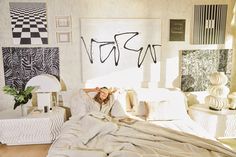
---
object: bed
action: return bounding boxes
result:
[47,88,236,157]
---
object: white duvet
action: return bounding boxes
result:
[47,112,236,157]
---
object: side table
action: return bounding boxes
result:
[0,107,65,145]
[188,104,236,138]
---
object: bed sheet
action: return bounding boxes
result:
[47,113,236,157]
[149,117,215,140]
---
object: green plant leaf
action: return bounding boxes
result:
[3,85,35,110]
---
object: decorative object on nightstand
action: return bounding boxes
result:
[228,92,236,110]
[26,74,61,110]
[204,72,229,111]
[2,85,35,116]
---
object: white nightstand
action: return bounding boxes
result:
[0,107,65,145]
[188,104,236,138]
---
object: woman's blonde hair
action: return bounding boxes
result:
[94,87,110,104]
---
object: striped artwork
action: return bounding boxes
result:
[2,47,59,90]
[193,5,227,44]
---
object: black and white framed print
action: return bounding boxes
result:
[169,19,185,41]
[193,5,227,44]
[9,2,48,45]
[180,49,232,92]
[2,47,59,90]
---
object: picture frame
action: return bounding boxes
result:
[56,16,71,28]
[169,19,185,41]
[56,32,72,43]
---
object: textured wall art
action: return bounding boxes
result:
[2,47,59,90]
[80,19,161,81]
[9,2,48,44]
[193,5,227,44]
[181,49,232,92]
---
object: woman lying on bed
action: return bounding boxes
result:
[48,87,236,157]
[81,86,136,124]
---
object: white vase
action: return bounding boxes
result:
[21,105,28,116]
[20,101,32,116]
[204,95,228,111]
[207,85,229,97]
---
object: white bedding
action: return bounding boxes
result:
[149,117,215,140]
[47,112,236,157]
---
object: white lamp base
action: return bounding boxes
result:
[37,93,52,110]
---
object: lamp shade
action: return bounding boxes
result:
[26,74,61,92]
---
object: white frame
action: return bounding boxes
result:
[55,16,71,27]
[56,32,72,43]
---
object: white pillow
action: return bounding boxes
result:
[134,101,148,117]
[146,100,181,120]
[60,90,87,117]
[134,89,188,120]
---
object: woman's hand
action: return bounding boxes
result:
[95,87,100,92]
[109,87,118,94]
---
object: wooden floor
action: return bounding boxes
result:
[0,140,235,157]
[0,144,51,157]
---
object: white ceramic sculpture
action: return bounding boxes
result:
[205,72,229,111]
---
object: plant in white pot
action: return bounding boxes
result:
[3,85,35,115]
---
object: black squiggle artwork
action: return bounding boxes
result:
[81,32,161,68]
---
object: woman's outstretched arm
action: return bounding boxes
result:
[83,87,100,93]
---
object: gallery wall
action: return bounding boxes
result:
[0,0,235,110]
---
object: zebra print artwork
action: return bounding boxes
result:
[2,47,59,90]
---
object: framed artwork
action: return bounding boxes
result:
[80,19,162,82]
[169,19,185,41]
[180,49,232,92]
[193,5,227,44]
[2,47,60,90]
[56,32,71,43]
[9,2,48,44]
[56,16,71,27]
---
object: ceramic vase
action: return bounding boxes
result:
[205,72,229,111]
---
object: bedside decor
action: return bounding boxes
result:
[3,85,35,116]
[204,72,229,111]
[26,74,61,110]
[228,92,236,110]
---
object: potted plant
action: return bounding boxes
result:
[3,85,35,110]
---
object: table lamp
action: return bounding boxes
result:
[26,74,61,110]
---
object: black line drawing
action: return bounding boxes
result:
[81,32,161,68]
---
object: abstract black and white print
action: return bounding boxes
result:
[9,2,48,44]
[2,47,59,90]
[181,49,232,92]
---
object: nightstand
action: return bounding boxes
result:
[188,104,236,138]
[0,107,65,145]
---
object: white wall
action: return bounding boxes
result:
[0,0,235,110]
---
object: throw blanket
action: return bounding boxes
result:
[48,112,236,157]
